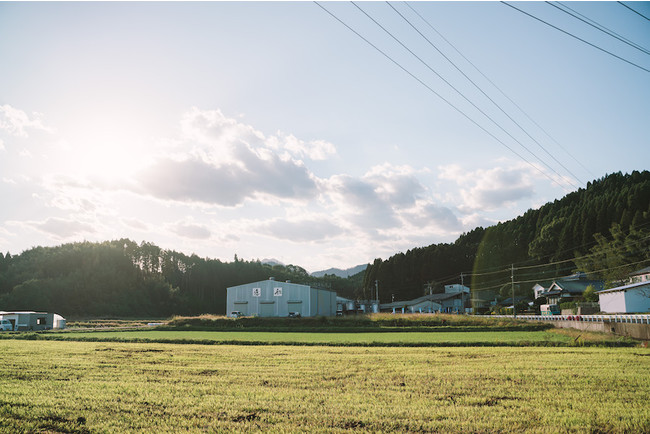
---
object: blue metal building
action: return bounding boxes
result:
[226,278,337,317]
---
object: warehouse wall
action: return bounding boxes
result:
[227,280,336,317]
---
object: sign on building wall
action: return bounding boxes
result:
[273,287,282,297]
[252,288,261,297]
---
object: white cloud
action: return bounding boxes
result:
[121,218,149,231]
[170,221,212,240]
[460,213,496,230]
[135,154,318,207]
[254,217,346,242]
[13,217,97,239]
[438,162,535,212]
[323,164,430,232]
[0,105,52,137]
[326,173,400,230]
[130,108,327,207]
[402,201,462,232]
[271,132,337,161]
[364,164,426,207]
[180,107,265,165]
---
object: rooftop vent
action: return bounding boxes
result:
[269,277,275,281]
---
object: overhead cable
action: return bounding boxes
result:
[404,1,597,180]
[552,2,650,56]
[618,1,650,21]
[349,2,579,190]
[512,258,650,286]
[502,1,650,74]
[461,227,650,278]
[387,1,586,188]
[470,258,649,292]
[314,1,570,191]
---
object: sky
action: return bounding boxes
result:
[0,1,648,273]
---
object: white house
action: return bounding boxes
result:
[533,283,545,299]
[444,284,470,295]
[597,281,650,314]
[628,266,650,284]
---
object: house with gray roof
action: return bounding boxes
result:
[533,273,603,305]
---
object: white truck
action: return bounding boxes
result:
[0,319,14,331]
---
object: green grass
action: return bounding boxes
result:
[0,340,648,433]
[35,329,633,347]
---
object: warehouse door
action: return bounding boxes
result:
[234,303,248,316]
[287,301,303,317]
[259,302,276,317]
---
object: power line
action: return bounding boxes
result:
[618,1,650,21]
[514,258,650,286]
[349,1,578,190]
[314,1,570,191]
[502,1,650,74]
[386,1,585,188]
[404,2,597,182]
[462,225,650,278]
[553,2,650,56]
[470,257,649,292]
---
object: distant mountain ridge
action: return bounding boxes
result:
[311,264,368,278]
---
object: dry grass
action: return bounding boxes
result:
[0,340,648,432]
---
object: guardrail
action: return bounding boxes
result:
[483,314,650,324]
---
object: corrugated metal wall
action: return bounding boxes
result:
[226,280,336,317]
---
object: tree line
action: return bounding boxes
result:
[0,241,362,317]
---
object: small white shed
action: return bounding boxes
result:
[0,311,66,331]
[597,282,650,314]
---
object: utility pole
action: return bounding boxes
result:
[460,272,464,287]
[375,280,379,313]
[511,264,516,319]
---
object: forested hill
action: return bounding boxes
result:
[0,242,362,317]
[361,171,650,302]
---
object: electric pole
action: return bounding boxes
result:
[511,264,516,318]
[375,280,379,313]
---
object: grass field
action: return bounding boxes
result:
[37,329,632,347]
[0,340,648,433]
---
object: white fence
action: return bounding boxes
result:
[484,314,650,324]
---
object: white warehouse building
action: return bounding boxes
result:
[598,281,650,314]
[226,279,337,318]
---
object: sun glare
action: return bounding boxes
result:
[63,113,153,184]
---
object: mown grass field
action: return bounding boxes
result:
[39,329,630,347]
[0,340,648,433]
